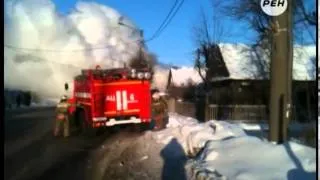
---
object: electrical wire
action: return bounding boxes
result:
[145,0,185,42]
[145,0,179,41]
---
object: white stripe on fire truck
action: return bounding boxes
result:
[75,92,91,98]
[122,90,128,110]
[116,91,122,111]
[93,117,107,121]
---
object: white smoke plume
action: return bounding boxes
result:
[4,0,144,99]
[152,65,170,92]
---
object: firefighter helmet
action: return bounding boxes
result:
[60,95,68,101]
[151,89,160,100]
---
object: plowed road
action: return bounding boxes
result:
[4,107,188,180]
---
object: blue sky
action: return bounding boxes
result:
[51,0,315,66]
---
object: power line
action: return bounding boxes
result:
[145,0,185,42]
[145,0,179,41]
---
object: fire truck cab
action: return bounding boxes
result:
[67,65,152,131]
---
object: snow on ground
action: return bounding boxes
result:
[154,113,246,156]
[231,121,314,132]
[151,113,316,180]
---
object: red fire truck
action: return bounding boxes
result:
[65,65,152,133]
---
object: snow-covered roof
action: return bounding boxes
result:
[153,44,315,90]
[170,67,205,86]
[220,43,316,80]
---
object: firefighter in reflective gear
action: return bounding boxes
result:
[54,95,71,137]
[151,89,168,130]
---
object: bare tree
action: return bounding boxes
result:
[128,49,158,83]
[221,0,316,127]
[220,0,316,78]
[192,6,230,91]
[192,4,232,121]
[129,50,157,68]
[295,0,316,26]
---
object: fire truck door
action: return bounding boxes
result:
[94,92,105,117]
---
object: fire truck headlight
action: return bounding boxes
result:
[131,72,136,78]
[137,72,144,79]
[144,72,151,79]
[131,69,137,78]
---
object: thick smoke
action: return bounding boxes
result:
[4,0,143,99]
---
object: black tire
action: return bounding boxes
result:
[146,122,152,131]
[77,110,89,135]
[139,122,151,132]
[81,117,91,136]
[78,111,99,137]
[130,123,141,132]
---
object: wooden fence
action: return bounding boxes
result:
[207,104,268,121]
[167,98,310,122]
[168,98,268,122]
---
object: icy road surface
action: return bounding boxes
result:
[4,108,316,180]
[4,108,189,180]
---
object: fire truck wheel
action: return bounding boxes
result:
[142,122,152,131]
[82,121,95,136]
[82,120,91,136]
[135,122,151,132]
[80,116,98,136]
[77,110,90,135]
[131,124,141,132]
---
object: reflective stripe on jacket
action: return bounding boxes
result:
[152,98,167,115]
[56,102,70,114]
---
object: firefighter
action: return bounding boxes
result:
[151,89,168,131]
[54,95,71,137]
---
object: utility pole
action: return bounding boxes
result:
[269,0,293,143]
[118,19,145,68]
[139,30,145,66]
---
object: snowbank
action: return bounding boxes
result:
[190,137,316,180]
[152,113,317,180]
[153,113,246,156]
[233,121,314,132]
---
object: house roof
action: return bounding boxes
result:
[219,44,316,81]
[154,44,315,90]
[169,66,205,86]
